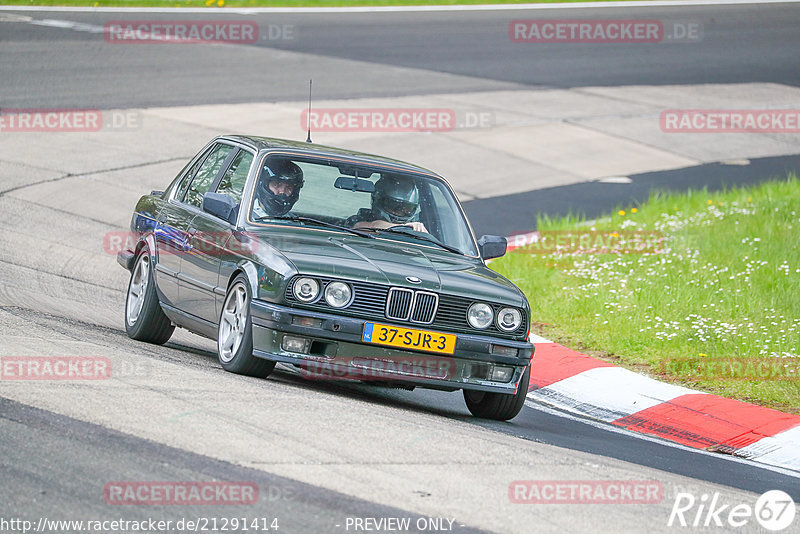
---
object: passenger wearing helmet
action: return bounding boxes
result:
[346,174,428,233]
[253,159,304,218]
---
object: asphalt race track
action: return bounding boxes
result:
[465,152,800,237]
[2,4,800,108]
[1,3,799,533]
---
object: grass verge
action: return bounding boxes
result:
[492,176,800,413]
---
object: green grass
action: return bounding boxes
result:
[492,177,800,413]
[0,0,649,7]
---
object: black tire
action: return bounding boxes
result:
[217,274,275,378]
[124,248,174,345]
[463,364,530,421]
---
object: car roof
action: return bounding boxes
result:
[218,135,440,178]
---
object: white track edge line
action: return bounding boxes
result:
[2,0,800,13]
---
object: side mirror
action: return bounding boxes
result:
[478,235,507,260]
[202,192,238,225]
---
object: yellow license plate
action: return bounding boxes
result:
[362,323,456,355]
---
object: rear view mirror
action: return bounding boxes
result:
[478,235,507,260]
[202,192,238,225]
[334,176,375,193]
[337,165,374,178]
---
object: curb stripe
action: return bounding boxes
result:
[526,333,551,344]
[531,366,695,422]
[528,342,612,388]
[611,393,800,450]
[525,337,800,471]
[735,426,800,470]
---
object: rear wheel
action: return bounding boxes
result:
[217,275,275,378]
[463,364,530,421]
[125,248,174,344]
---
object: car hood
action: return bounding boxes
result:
[255,227,526,306]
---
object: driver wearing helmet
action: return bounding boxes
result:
[347,174,428,233]
[253,159,304,218]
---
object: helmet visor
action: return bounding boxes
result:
[382,197,417,218]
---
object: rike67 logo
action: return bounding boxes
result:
[668,490,796,531]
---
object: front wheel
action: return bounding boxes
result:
[217,275,275,378]
[125,248,174,345]
[463,364,530,421]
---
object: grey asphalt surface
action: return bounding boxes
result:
[1,4,799,109]
[1,4,800,533]
[0,396,488,534]
[2,349,799,532]
[464,153,800,237]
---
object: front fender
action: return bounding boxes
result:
[117,228,157,272]
[220,231,298,302]
[235,261,260,296]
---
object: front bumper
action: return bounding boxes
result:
[250,300,534,394]
[117,249,135,271]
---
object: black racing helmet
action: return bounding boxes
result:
[372,174,420,224]
[256,159,304,216]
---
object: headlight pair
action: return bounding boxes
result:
[467,302,522,332]
[292,277,352,308]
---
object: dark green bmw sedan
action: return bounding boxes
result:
[118,135,534,420]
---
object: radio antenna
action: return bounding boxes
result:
[306,79,313,143]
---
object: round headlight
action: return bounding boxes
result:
[496,307,522,332]
[467,303,494,329]
[293,277,319,303]
[324,281,352,308]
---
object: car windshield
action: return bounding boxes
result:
[248,154,479,256]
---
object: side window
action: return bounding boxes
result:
[174,146,212,202]
[184,144,235,208]
[216,150,254,205]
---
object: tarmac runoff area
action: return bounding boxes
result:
[3,82,798,203]
[124,83,800,200]
[2,81,800,458]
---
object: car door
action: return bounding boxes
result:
[152,145,215,308]
[180,146,253,325]
[169,142,236,318]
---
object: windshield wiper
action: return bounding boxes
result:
[375,226,464,255]
[253,215,375,239]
